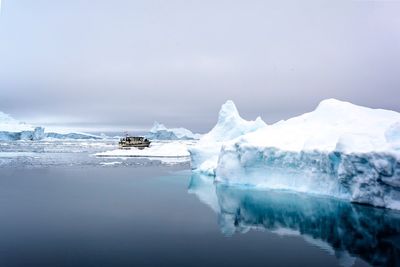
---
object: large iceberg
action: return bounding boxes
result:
[190,99,400,210]
[0,111,101,140]
[145,121,201,140]
[189,100,266,175]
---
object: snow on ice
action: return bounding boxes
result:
[95,141,192,159]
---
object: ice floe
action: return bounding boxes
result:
[95,141,193,159]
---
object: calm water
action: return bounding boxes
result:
[0,141,399,266]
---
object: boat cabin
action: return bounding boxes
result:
[119,136,151,149]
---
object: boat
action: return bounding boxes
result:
[119,136,151,149]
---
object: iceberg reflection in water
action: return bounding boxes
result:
[188,174,400,267]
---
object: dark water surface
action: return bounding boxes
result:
[0,166,398,267]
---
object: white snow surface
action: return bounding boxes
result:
[95,141,192,158]
[190,99,400,210]
[238,98,400,153]
[146,121,201,140]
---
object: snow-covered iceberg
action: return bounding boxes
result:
[0,111,101,140]
[188,174,400,267]
[189,100,266,175]
[145,121,201,140]
[191,99,400,210]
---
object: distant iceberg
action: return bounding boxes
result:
[145,121,201,140]
[0,111,102,140]
[190,99,400,210]
[44,132,102,140]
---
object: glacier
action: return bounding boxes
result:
[145,121,201,140]
[188,174,400,267]
[190,99,400,210]
[0,111,102,140]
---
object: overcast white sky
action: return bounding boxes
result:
[0,0,400,132]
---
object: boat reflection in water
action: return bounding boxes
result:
[188,174,400,267]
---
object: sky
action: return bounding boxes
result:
[0,0,400,133]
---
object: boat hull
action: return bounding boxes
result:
[119,143,150,149]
